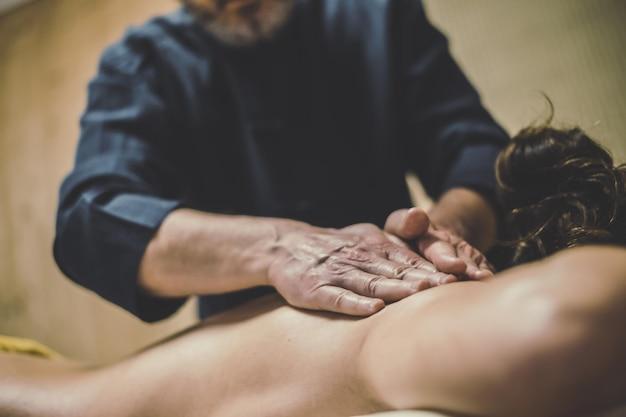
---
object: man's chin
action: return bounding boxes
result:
[203,21,278,46]
[196,0,295,47]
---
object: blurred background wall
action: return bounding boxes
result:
[426,0,626,162]
[0,0,196,363]
[0,0,624,363]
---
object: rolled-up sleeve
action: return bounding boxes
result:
[54,38,189,322]
[397,0,509,203]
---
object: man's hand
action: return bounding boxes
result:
[385,207,494,280]
[267,223,457,316]
[139,207,475,317]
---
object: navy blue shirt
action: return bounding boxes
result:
[54,0,509,322]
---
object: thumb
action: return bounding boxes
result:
[384,207,430,240]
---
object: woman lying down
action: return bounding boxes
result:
[2,124,626,417]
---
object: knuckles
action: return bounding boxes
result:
[366,275,383,295]
[391,264,410,278]
[345,222,380,234]
[339,245,374,263]
[331,290,348,309]
[323,259,356,276]
[406,257,427,268]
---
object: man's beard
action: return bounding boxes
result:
[185,0,296,46]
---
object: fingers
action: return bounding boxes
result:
[311,264,438,316]
[345,254,456,288]
[475,251,495,277]
[386,211,494,280]
[418,235,493,279]
[480,258,496,276]
[383,228,460,285]
[337,269,430,302]
[312,286,385,316]
[397,268,458,285]
[354,256,431,281]
[456,242,494,280]
[384,207,430,240]
[417,235,467,275]
[386,245,437,272]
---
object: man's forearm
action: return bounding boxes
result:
[138,209,311,297]
[139,208,446,316]
[428,187,497,251]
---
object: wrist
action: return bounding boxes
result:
[139,210,317,295]
[429,188,497,251]
[254,217,318,287]
[428,209,469,239]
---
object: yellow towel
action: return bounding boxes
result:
[0,335,61,359]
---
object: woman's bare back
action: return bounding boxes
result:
[92,280,485,417]
[2,246,626,417]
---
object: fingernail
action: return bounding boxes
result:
[440,256,466,271]
[474,270,494,280]
[413,280,432,291]
[369,300,385,313]
[442,274,458,284]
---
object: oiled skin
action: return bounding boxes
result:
[0,294,379,417]
[1,246,625,417]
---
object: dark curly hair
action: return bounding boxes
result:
[494,123,626,267]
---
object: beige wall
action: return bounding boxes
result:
[0,0,196,363]
[0,0,624,363]
[426,0,626,162]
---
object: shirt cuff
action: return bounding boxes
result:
[103,193,189,322]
